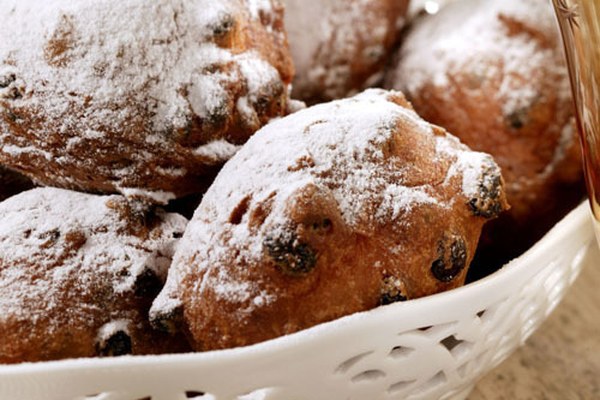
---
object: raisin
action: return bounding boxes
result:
[507,107,528,130]
[12,88,22,99]
[468,159,505,219]
[150,304,184,335]
[210,14,235,38]
[205,100,229,128]
[1,86,22,100]
[133,268,163,297]
[309,218,333,235]
[0,72,16,89]
[431,236,468,282]
[201,63,221,75]
[254,95,271,114]
[380,275,408,305]
[38,228,61,249]
[105,197,155,235]
[264,228,317,275]
[96,330,132,357]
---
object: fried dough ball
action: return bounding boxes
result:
[284,0,409,104]
[0,165,32,202]
[0,188,190,364]
[150,89,508,351]
[386,0,584,268]
[0,0,294,204]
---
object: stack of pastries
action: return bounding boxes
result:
[0,0,582,363]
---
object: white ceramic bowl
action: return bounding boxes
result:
[0,202,595,400]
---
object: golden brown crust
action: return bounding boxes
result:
[387,0,584,266]
[151,90,508,351]
[285,0,409,104]
[0,0,294,204]
[0,188,190,363]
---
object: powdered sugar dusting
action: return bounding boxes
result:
[118,188,177,204]
[194,139,242,163]
[0,0,280,132]
[153,89,498,315]
[435,134,499,200]
[200,89,443,229]
[3,144,52,161]
[237,53,281,101]
[391,0,571,121]
[0,188,188,327]
[246,0,274,20]
[376,185,439,221]
[285,0,406,100]
[96,319,130,343]
[0,0,289,199]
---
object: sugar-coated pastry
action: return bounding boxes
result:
[284,0,409,104]
[0,0,294,204]
[0,188,190,364]
[386,0,584,268]
[0,165,32,202]
[150,89,508,351]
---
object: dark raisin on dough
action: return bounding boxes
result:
[468,159,505,219]
[251,79,285,113]
[201,63,221,75]
[133,268,163,297]
[264,228,317,275]
[431,236,468,282]
[0,70,22,100]
[254,95,272,113]
[311,218,333,233]
[38,228,61,249]
[506,107,529,130]
[96,330,132,357]
[0,72,16,88]
[204,99,229,127]
[380,275,408,305]
[210,13,235,38]
[11,87,23,99]
[150,304,184,335]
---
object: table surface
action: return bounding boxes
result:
[471,243,600,400]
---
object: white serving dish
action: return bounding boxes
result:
[0,202,595,400]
